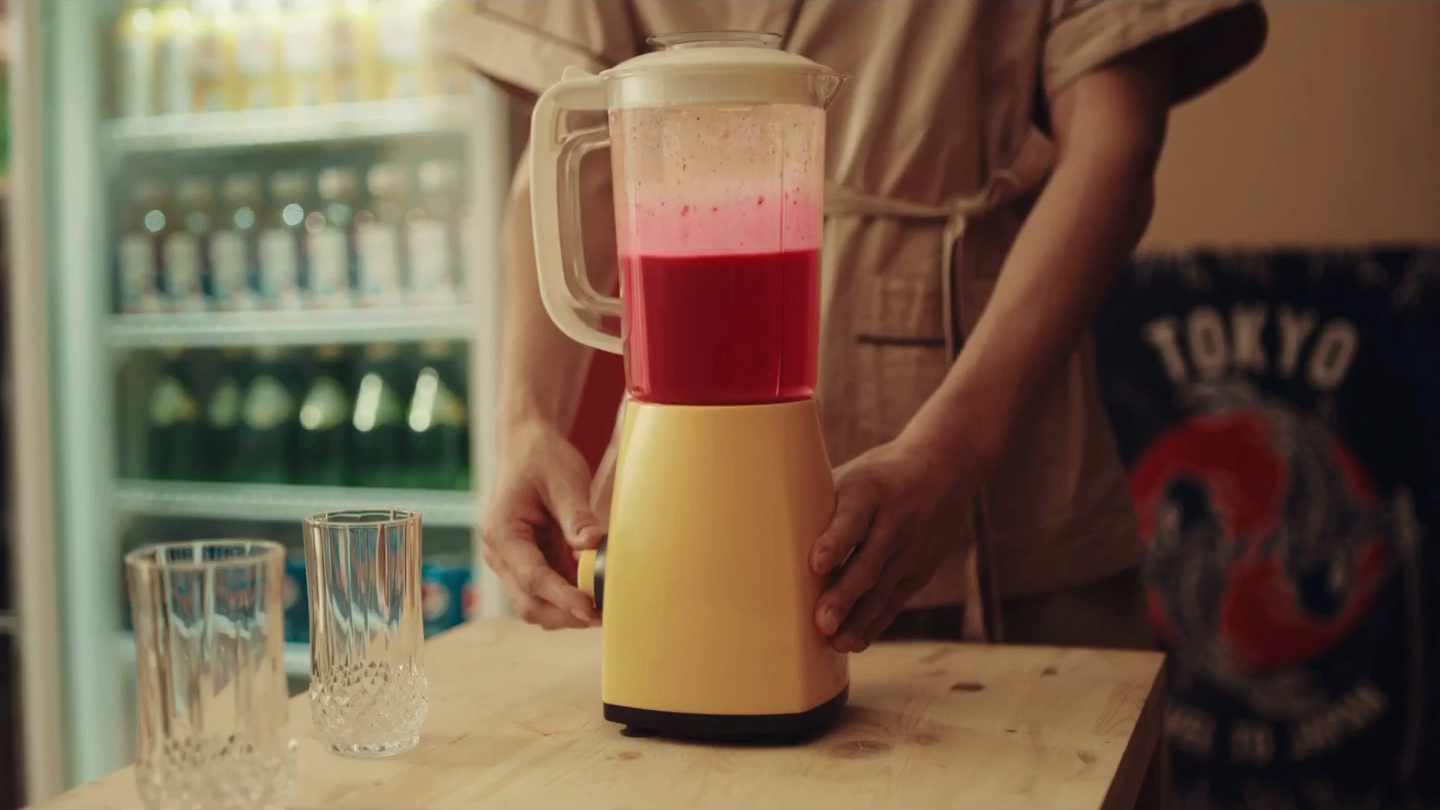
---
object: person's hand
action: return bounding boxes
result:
[810,437,977,653]
[482,416,603,629]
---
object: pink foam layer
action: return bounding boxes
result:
[617,194,821,257]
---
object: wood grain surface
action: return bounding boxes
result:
[37,620,1164,810]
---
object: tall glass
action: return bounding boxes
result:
[126,540,297,810]
[302,509,427,756]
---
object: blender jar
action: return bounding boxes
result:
[529,32,842,405]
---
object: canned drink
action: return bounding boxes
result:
[420,558,468,637]
[461,578,478,621]
[283,556,309,644]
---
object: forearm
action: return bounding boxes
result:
[496,145,618,432]
[496,155,591,431]
[900,144,1158,475]
[899,44,1172,480]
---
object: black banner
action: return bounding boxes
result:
[1094,247,1440,810]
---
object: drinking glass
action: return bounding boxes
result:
[302,509,427,756]
[126,540,297,810]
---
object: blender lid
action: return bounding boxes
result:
[601,30,842,108]
[612,31,828,76]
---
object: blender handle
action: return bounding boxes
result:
[530,70,623,355]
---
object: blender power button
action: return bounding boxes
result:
[576,536,608,613]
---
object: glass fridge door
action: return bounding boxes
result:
[26,0,509,790]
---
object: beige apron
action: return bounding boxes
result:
[448,0,1267,640]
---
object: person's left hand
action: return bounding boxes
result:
[810,437,979,653]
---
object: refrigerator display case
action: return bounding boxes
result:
[4,1,511,798]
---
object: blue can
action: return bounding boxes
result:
[420,558,471,637]
[283,556,309,644]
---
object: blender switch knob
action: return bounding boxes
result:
[576,536,607,613]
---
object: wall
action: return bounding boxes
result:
[1144,1,1440,248]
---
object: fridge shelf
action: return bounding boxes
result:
[113,480,478,527]
[115,633,310,678]
[105,306,474,349]
[101,96,474,154]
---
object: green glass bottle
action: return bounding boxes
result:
[297,344,351,485]
[203,347,248,481]
[235,345,297,484]
[350,343,406,487]
[406,340,468,490]
[147,348,203,480]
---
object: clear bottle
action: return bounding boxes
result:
[191,0,240,113]
[296,344,351,486]
[406,160,460,305]
[324,0,378,103]
[406,340,468,490]
[154,0,197,115]
[147,348,203,480]
[306,167,358,308]
[233,0,283,109]
[279,0,326,107]
[355,163,407,307]
[163,176,214,312]
[372,0,426,100]
[210,173,262,311]
[257,170,309,310]
[350,342,406,487]
[117,179,167,314]
[235,345,297,484]
[116,1,159,119]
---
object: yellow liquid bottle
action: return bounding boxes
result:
[191,0,241,112]
[115,1,159,118]
[233,0,283,110]
[325,0,379,104]
[373,0,426,100]
[154,0,197,115]
[279,0,326,107]
[420,0,467,97]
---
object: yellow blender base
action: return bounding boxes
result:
[577,398,849,740]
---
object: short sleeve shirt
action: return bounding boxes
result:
[444,0,1266,607]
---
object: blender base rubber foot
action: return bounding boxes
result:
[603,686,848,744]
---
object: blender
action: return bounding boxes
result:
[529,31,847,739]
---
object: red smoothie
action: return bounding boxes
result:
[621,249,819,405]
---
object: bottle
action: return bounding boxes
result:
[355,163,407,307]
[147,349,203,480]
[154,0,197,115]
[117,179,167,314]
[204,347,247,481]
[279,0,326,107]
[350,343,406,487]
[306,168,358,308]
[406,340,468,490]
[324,0,378,104]
[406,160,460,305]
[257,170,308,310]
[163,176,214,313]
[419,1,466,97]
[233,0,283,109]
[296,344,351,485]
[235,345,297,483]
[210,173,261,311]
[372,0,426,100]
[191,0,240,113]
[116,2,158,118]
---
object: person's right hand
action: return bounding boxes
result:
[482,416,604,629]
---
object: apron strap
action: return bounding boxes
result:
[822,127,1056,643]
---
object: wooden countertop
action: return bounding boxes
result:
[39,620,1165,810]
